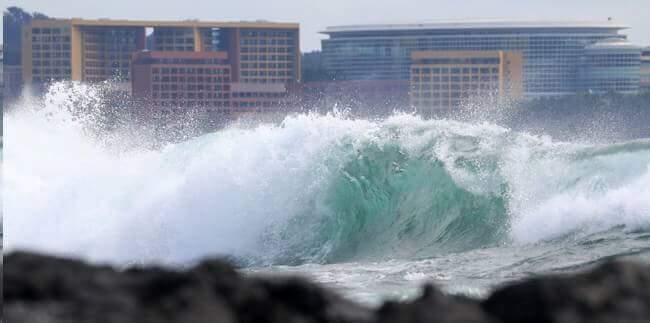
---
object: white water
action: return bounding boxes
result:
[4,83,650,266]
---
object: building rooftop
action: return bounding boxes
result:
[29,18,298,29]
[322,20,627,34]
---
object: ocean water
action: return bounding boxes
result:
[4,83,650,304]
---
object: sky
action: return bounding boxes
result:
[3,0,649,51]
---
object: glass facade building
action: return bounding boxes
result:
[321,21,639,96]
[578,39,641,94]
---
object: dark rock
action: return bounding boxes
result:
[482,261,650,323]
[376,284,495,323]
[4,251,235,323]
[5,252,650,323]
[4,251,372,323]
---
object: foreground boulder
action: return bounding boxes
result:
[4,252,372,323]
[4,252,650,323]
[482,261,650,323]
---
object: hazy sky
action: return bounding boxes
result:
[4,0,649,51]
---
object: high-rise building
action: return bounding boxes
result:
[321,20,641,97]
[410,51,523,113]
[21,19,300,111]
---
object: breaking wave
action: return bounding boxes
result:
[4,83,650,266]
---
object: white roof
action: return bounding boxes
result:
[585,38,641,50]
[323,20,628,34]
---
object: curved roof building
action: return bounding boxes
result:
[321,20,638,96]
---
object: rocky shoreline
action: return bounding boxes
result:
[5,251,650,323]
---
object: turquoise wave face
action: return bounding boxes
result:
[268,141,509,265]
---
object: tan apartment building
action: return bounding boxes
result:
[21,18,300,111]
[410,51,523,113]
